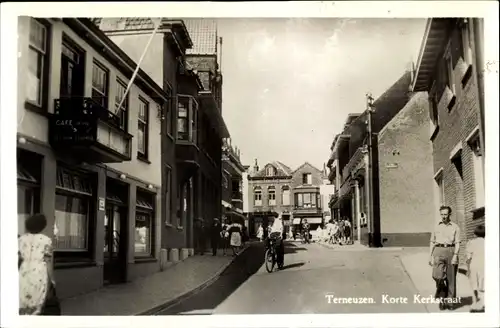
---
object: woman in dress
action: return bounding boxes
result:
[18,213,55,315]
[229,220,242,256]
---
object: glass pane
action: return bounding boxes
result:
[137,126,145,153]
[29,19,46,51]
[139,102,147,120]
[135,213,151,254]
[304,193,311,204]
[92,64,107,94]
[178,104,187,118]
[27,49,42,104]
[54,194,88,250]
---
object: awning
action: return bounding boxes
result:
[136,197,154,210]
[292,218,301,225]
[17,165,38,184]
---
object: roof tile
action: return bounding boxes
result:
[183,19,218,55]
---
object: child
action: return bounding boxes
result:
[466,224,485,312]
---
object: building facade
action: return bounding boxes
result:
[93,18,229,260]
[17,17,170,299]
[247,160,293,237]
[290,162,325,232]
[221,139,247,225]
[412,18,485,262]
[327,71,434,247]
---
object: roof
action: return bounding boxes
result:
[291,162,323,175]
[251,161,293,178]
[183,19,218,55]
[412,18,457,91]
[89,17,193,52]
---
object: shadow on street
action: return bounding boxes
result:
[279,262,305,270]
[156,242,266,315]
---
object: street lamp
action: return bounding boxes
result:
[365,92,379,247]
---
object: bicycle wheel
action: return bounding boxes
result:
[265,249,275,273]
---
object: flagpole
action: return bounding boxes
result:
[115,18,162,114]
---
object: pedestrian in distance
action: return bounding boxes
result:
[229,220,243,256]
[466,224,485,312]
[325,219,335,244]
[210,218,222,256]
[256,223,264,241]
[344,219,352,245]
[221,218,231,255]
[19,213,59,315]
[429,205,461,311]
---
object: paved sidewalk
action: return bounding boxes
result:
[61,244,251,315]
[316,240,404,251]
[398,251,473,313]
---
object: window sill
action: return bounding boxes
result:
[176,226,184,231]
[24,101,49,117]
[471,206,485,220]
[430,124,440,141]
[134,256,157,263]
[55,260,96,269]
[137,155,151,164]
[165,222,174,228]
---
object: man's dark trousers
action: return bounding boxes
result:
[433,246,458,301]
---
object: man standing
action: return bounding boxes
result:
[210,218,222,256]
[429,206,461,310]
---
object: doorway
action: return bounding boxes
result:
[103,181,128,285]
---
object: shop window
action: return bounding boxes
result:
[54,167,93,252]
[17,158,41,236]
[135,190,155,257]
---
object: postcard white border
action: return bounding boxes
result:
[1,2,499,328]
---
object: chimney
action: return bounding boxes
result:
[254,159,259,173]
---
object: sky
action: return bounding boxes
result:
[217,18,427,171]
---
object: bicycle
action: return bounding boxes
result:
[301,231,311,244]
[265,234,283,273]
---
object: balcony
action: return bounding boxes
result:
[292,205,323,216]
[49,97,132,163]
[176,141,200,179]
[342,147,366,182]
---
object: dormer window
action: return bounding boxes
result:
[266,165,276,176]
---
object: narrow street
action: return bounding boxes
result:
[156,241,428,315]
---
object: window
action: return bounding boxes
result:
[60,38,84,98]
[282,186,290,206]
[115,79,129,130]
[135,190,154,256]
[54,168,93,251]
[27,18,48,107]
[268,187,276,206]
[295,192,319,208]
[177,95,198,142]
[468,131,484,208]
[254,187,262,206]
[165,167,172,224]
[17,152,41,236]
[452,153,463,180]
[302,173,312,185]
[137,98,149,159]
[434,169,445,209]
[266,166,275,176]
[92,61,108,108]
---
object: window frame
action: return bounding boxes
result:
[91,60,109,109]
[268,187,276,206]
[137,96,150,160]
[26,18,51,113]
[135,189,155,258]
[281,186,290,206]
[467,128,485,209]
[254,187,263,206]
[115,78,129,131]
[177,94,197,143]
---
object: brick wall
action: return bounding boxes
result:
[429,33,483,262]
[377,92,435,246]
[247,178,293,214]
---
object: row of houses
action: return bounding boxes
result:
[16,17,234,299]
[326,18,485,259]
[245,160,331,237]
